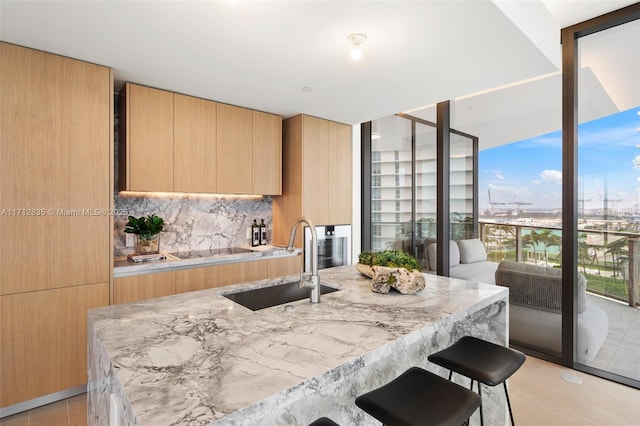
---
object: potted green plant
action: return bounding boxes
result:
[124,214,165,255]
[357,250,424,294]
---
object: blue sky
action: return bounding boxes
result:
[479,108,640,213]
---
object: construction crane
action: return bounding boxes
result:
[488,190,531,216]
[488,190,507,215]
[512,200,532,215]
[578,198,591,218]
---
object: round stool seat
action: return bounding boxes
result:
[308,417,340,426]
[355,366,481,426]
[428,336,526,426]
[428,336,525,386]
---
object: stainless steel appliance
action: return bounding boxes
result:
[304,225,351,271]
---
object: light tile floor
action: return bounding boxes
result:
[586,294,640,381]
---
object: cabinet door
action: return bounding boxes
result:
[217,103,253,194]
[124,83,174,192]
[253,111,282,195]
[175,261,268,293]
[113,271,176,305]
[0,283,109,408]
[328,121,353,225]
[0,43,111,294]
[174,94,217,193]
[302,115,330,224]
[217,261,268,286]
[267,255,302,278]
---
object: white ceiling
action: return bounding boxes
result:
[0,0,637,149]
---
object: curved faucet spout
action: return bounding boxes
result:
[287,216,320,303]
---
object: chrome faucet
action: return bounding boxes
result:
[287,216,320,303]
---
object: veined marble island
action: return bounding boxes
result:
[88,265,509,425]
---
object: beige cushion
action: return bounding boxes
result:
[427,241,460,271]
[457,239,487,264]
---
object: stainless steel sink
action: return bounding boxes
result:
[223,280,340,311]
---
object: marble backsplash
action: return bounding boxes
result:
[113,193,272,257]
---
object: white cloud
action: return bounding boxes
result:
[493,170,505,180]
[532,179,541,185]
[634,154,640,169]
[540,169,562,184]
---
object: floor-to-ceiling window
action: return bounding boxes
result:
[364,112,477,270]
[563,3,639,388]
[575,14,639,385]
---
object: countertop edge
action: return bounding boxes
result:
[113,247,302,278]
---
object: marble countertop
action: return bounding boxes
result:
[113,245,301,278]
[89,265,508,425]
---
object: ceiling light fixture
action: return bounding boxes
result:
[347,33,367,61]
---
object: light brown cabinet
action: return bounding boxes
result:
[273,115,352,246]
[1,42,112,295]
[119,83,174,192]
[253,110,282,195]
[174,93,217,193]
[113,271,176,305]
[217,103,253,194]
[0,283,109,408]
[267,254,303,278]
[0,42,112,409]
[120,84,281,195]
[175,260,268,293]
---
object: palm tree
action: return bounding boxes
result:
[604,237,628,278]
[538,229,562,266]
[522,229,541,264]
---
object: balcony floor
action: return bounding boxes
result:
[586,293,640,381]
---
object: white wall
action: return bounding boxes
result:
[351,124,361,264]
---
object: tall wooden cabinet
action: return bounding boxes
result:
[0,43,111,409]
[273,115,352,246]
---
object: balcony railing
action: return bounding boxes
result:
[479,220,639,307]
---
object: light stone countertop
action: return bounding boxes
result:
[113,245,301,278]
[89,265,508,425]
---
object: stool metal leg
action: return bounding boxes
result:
[477,383,484,426]
[450,373,484,426]
[504,381,515,426]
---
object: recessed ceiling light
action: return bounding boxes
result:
[347,33,367,61]
[302,87,313,93]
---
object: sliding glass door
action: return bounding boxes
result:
[575,16,639,384]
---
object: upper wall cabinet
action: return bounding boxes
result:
[216,103,253,194]
[174,93,217,193]
[253,110,282,195]
[119,83,281,195]
[273,115,352,246]
[120,83,174,192]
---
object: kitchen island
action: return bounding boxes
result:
[88,265,509,425]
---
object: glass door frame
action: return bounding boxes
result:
[561,2,640,387]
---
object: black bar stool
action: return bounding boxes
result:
[308,417,340,426]
[428,336,526,426]
[355,366,481,426]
